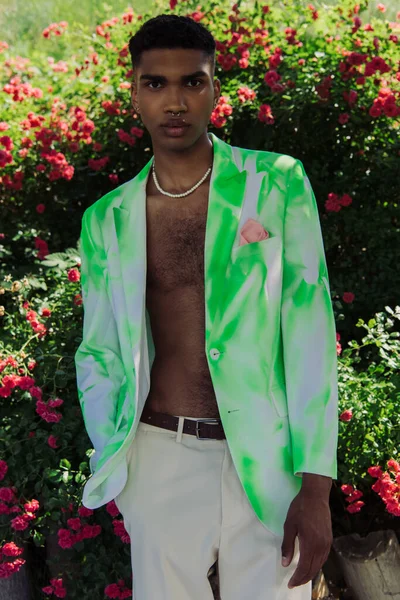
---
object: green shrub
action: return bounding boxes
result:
[0,0,399,596]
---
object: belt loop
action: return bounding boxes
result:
[176,416,184,443]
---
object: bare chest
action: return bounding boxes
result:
[144,184,219,417]
[145,188,209,292]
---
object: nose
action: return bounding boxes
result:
[164,88,187,114]
[165,105,186,115]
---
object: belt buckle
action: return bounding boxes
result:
[195,418,221,440]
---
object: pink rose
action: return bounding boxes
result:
[239,218,269,246]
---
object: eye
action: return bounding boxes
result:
[187,79,203,87]
[146,81,162,89]
[145,79,203,89]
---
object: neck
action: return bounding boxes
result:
[151,131,213,194]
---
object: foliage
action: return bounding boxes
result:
[333,305,400,537]
[0,0,399,595]
[0,0,398,331]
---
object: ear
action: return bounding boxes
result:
[131,83,138,112]
[213,78,221,104]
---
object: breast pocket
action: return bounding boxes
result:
[229,235,281,280]
[231,235,277,261]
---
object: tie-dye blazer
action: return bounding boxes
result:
[74,131,338,537]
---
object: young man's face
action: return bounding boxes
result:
[131,48,220,148]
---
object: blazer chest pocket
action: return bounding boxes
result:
[231,234,277,262]
[270,384,289,418]
[229,236,281,279]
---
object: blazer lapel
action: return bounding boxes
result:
[204,134,247,335]
[111,132,248,382]
[112,158,153,385]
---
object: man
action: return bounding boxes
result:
[74,13,338,600]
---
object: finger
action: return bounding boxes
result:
[281,524,297,566]
[315,546,332,580]
[287,535,313,588]
[320,547,331,569]
[292,551,321,588]
[289,543,328,588]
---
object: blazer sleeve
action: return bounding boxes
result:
[281,159,339,480]
[74,208,125,475]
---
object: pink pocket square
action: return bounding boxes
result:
[239,218,269,247]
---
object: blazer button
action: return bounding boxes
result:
[209,348,220,360]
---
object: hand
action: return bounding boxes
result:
[281,487,333,589]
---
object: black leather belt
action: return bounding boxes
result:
[140,406,226,440]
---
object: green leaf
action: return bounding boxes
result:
[33,531,45,547]
[47,469,59,477]
[46,469,63,483]
[60,458,71,469]
[26,276,47,291]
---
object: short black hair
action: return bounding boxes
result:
[128,14,216,76]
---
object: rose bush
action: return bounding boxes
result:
[0,0,399,596]
[0,0,399,328]
[0,251,133,596]
[333,305,400,536]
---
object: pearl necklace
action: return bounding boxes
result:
[152,161,212,198]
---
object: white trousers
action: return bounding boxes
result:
[114,417,312,600]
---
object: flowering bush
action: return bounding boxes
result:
[0,0,399,595]
[0,253,133,596]
[0,0,399,323]
[333,305,400,535]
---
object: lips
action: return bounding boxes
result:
[162,125,189,130]
[161,119,189,128]
[162,124,190,137]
